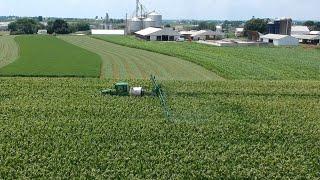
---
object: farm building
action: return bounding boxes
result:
[291,26,310,35]
[180,30,197,40]
[37,29,48,35]
[292,35,320,44]
[91,29,125,35]
[310,31,320,35]
[0,22,11,31]
[260,34,299,46]
[135,27,180,41]
[235,28,244,37]
[191,30,225,41]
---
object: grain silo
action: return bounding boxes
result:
[143,18,156,28]
[128,17,143,33]
[147,11,162,28]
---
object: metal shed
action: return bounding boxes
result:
[135,27,180,41]
[260,34,299,46]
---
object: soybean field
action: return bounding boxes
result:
[0,36,19,68]
[94,35,320,80]
[0,36,101,77]
[0,78,319,178]
[59,36,221,81]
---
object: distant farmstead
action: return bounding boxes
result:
[135,27,180,41]
[260,34,299,46]
[37,29,48,35]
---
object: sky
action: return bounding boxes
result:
[0,0,319,20]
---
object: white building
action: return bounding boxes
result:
[135,27,180,41]
[37,29,48,35]
[91,29,125,35]
[310,31,320,35]
[191,30,225,40]
[291,26,310,35]
[292,34,320,44]
[260,34,299,46]
[235,28,244,37]
[0,22,11,31]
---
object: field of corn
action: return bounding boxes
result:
[1,78,320,178]
[93,35,320,80]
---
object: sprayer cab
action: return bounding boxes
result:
[101,82,145,97]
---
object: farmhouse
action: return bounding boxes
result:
[291,26,310,35]
[91,29,125,35]
[37,29,48,35]
[260,34,299,46]
[293,35,320,45]
[135,27,180,41]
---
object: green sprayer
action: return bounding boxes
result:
[101,75,171,120]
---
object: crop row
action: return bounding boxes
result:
[0,36,19,68]
[1,78,320,178]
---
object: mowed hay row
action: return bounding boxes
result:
[94,36,320,80]
[0,35,101,77]
[0,36,19,68]
[59,35,222,81]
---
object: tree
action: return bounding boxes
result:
[8,18,39,34]
[38,16,43,22]
[75,22,90,31]
[197,21,216,31]
[164,24,171,28]
[303,21,315,27]
[244,18,268,33]
[48,19,70,34]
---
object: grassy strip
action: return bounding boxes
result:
[0,36,19,68]
[93,35,320,80]
[0,77,319,178]
[0,35,101,77]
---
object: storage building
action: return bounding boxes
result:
[91,29,125,35]
[292,35,320,44]
[260,34,299,46]
[135,27,180,41]
[235,28,244,37]
[191,30,225,40]
[310,31,320,35]
[37,29,48,35]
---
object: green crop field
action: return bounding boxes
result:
[93,36,320,80]
[0,36,19,68]
[0,78,319,178]
[0,36,101,77]
[59,36,221,81]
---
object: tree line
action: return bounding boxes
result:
[8,18,90,35]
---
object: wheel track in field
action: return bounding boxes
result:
[59,35,223,81]
[0,36,19,68]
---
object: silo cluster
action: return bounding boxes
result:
[128,11,162,34]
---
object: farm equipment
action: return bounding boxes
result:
[101,75,171,120]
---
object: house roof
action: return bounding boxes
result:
[236,28,244,32]
[292,35,320,40]
[191,30,224,37]
[291,26,310,32]
[260,34,290,40]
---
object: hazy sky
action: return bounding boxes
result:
[0,0,319,20]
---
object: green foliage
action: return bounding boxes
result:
[0,78,319,178]
[303,21,320,31]
[8,18,43,35]
[93,36,320,80]
[244,18,268,33]
[197,21,216,31]
[47,19,71,34]
[59,36,220,81]
[0,36,101,77]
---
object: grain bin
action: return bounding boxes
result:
[143,18,156,28]
[147,11,162,28]
[129,17,142,33]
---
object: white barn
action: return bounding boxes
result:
[91,29,125,35]
[291,26,310,35]
[191,30,225,40]
[135,27,180,41]
[260,34,299,46]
